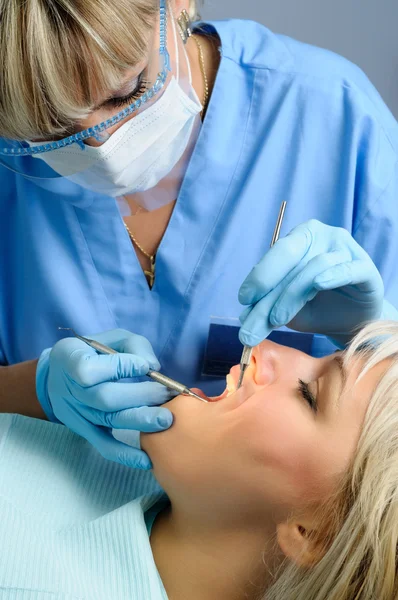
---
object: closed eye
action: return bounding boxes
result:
[298,379,318,413]
[102,71,149,110]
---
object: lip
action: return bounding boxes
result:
[214,351,263,407]
[189,356,258,407]
[220,383,252,409]
[188,387,227,403]
[191,387,211,401]
[210,363,256,408]
[229,356,257,388]
[229,364,242,388]
[208,388,229,402]
[185,377,251,411]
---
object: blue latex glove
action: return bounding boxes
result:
[239,220,387,348]
[36,329,173,470]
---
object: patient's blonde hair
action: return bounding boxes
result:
[0,0,199,140]
[264,320,398,600]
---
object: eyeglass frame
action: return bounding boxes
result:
[0,0,171,157]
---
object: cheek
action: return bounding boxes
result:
[259,415,312,476]
[228,396,333,501]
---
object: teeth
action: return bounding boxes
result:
[226,373,236,396]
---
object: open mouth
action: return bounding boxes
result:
[208,355,258,403]
[189,352,261,405]
[228,355,257,392]
[190,364,243,403]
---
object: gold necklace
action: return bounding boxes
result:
[123,38,208,288]
[124,222,156,288]
[191,34,209,113]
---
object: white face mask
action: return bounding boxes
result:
[31,19,202,206]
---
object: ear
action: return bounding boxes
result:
[276,521,325,567]
[172,0,190,16]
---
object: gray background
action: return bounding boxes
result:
[201,0,398,119]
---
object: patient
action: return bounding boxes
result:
[1,320,398,600]
[143,319,398,600]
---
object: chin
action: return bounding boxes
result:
[141,367,247,467]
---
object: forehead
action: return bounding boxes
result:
[339,354,388,415]
[314,356,389,482]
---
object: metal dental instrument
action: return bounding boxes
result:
[237,200,287,389]
[58,328,208,403]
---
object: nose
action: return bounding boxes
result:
[252,339,323,390]
[252,341,278,386]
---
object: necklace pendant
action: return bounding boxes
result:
[144,269,155,288]
[144,258,156,289]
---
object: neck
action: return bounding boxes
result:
[186,30,220,115]
[150,499,282,600]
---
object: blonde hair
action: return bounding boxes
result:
[0,0,199,141]
[264,320,398,600]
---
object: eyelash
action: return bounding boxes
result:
[298,379,318,413]
[107,76,149,109]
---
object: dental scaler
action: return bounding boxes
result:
[58,328,208,403]
[237,200,287,389]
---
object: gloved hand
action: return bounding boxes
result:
[239,220,386,348]
[36,329,173,470]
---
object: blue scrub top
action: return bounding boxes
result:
[1,20,397,396]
